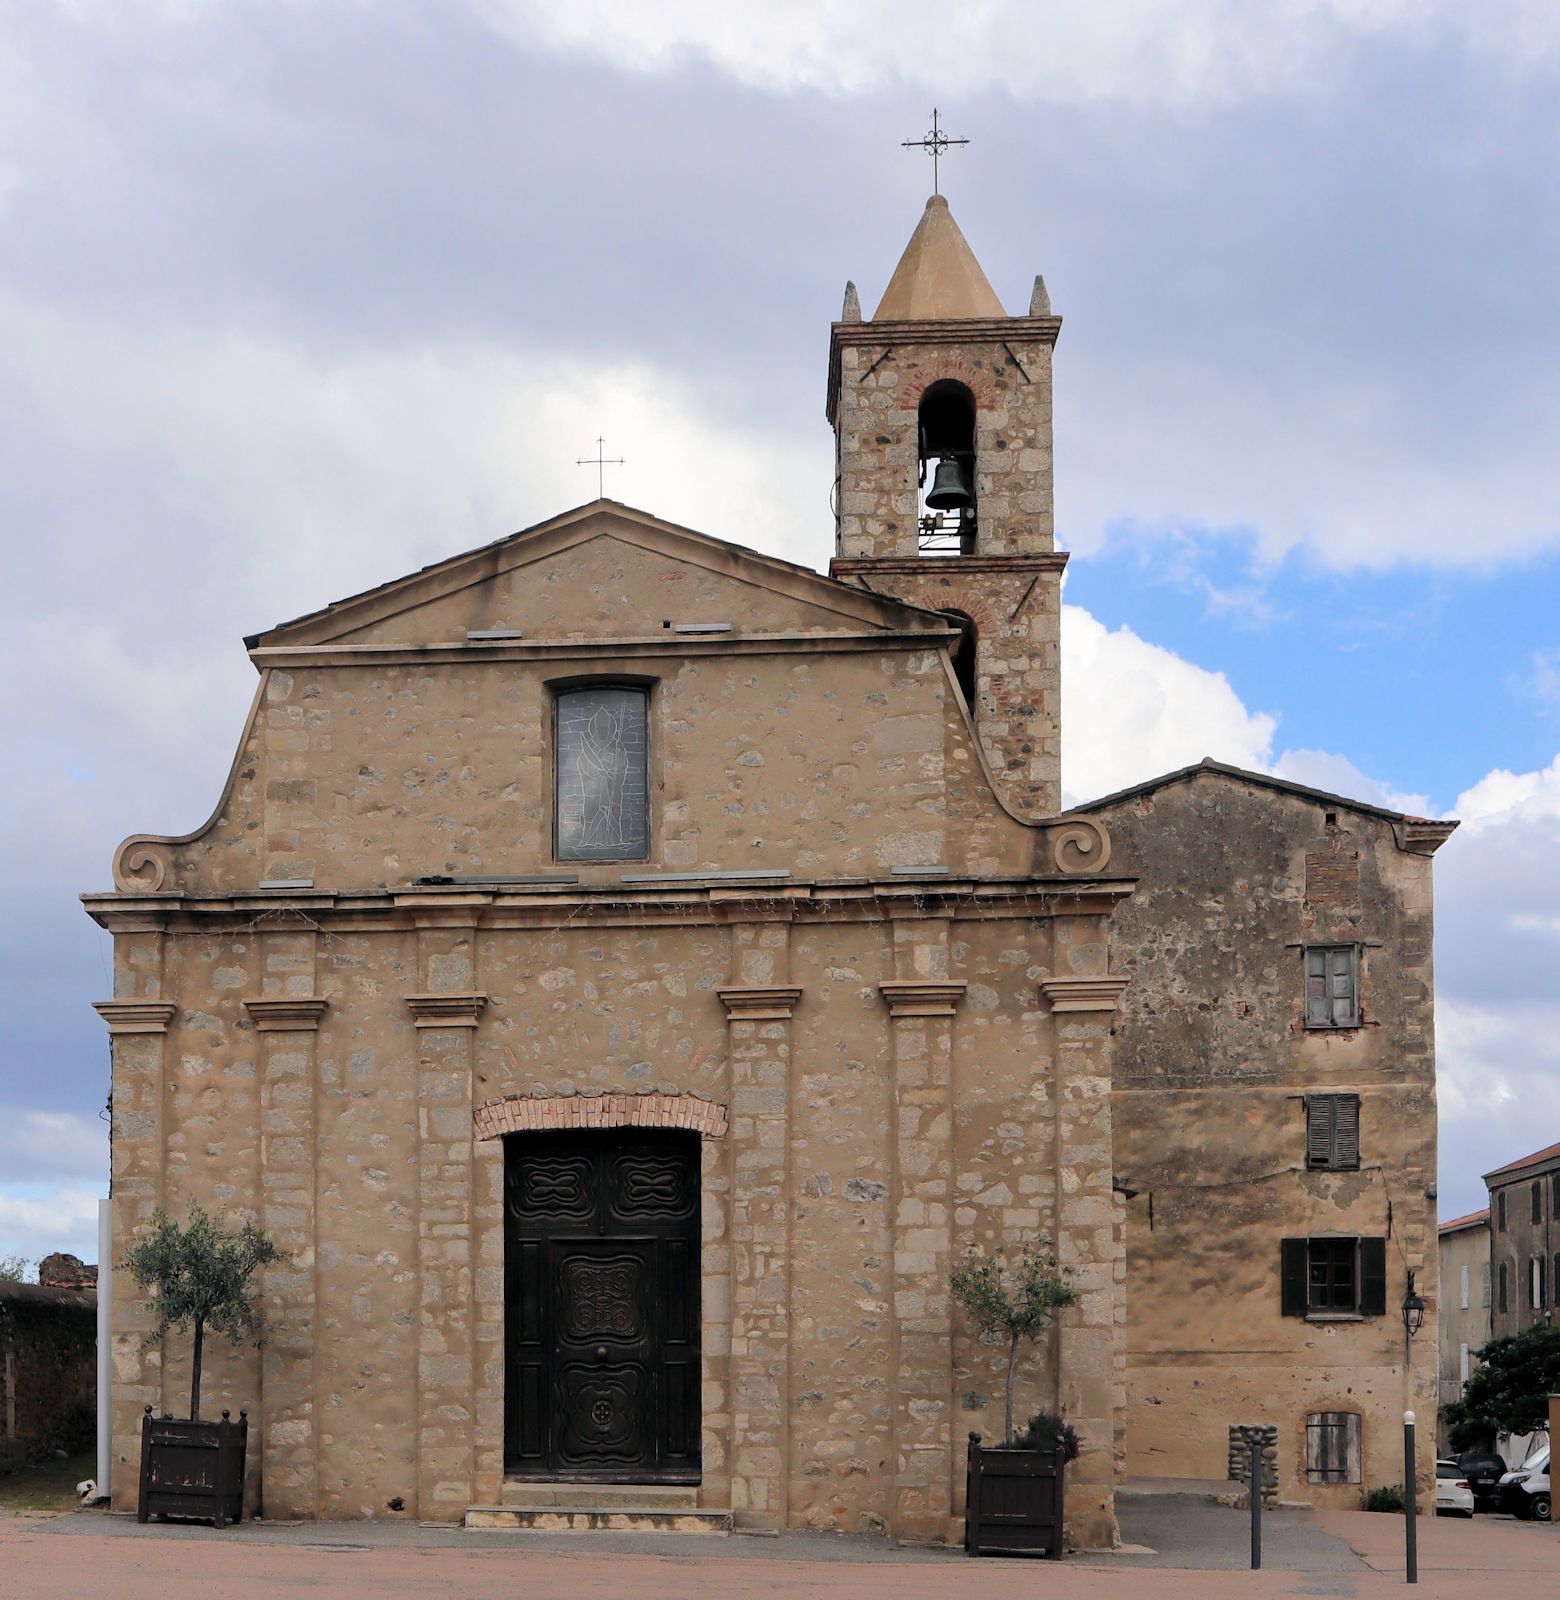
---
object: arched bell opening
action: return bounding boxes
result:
[917,379,977,555]
[940,609,979,710]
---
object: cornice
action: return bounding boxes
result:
[831,554,1069,580]
[1039,976,1130,1014]
[93,1000,178,1035]
[716,985,803,1021]
[405,992,488,1029]
[243,997,329,1032]
[247,629,952,673]
[81,876,1134,931]
[879,979,967,1017]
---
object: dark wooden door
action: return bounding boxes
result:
[504,1128,700,1481]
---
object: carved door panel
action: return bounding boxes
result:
[504,1129,700,1481]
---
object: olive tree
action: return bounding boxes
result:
[121,1203,284,1420]
[949,1240,1078,1446]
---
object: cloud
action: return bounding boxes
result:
[1061,603,1277,802]
[476,0,1560,105]
[1271,749,1430,817]
[0,1110,107,1189]
[0,1188,102,1267]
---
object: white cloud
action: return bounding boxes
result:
[1271,749,1430,817]
[475,0,1560,106]
[0,1110,107,1188]
[1060,603,1277,802]
[0,1187,102,1267]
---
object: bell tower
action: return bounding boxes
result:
[827,194,1066,817]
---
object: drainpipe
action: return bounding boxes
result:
[97,1197,110,1498]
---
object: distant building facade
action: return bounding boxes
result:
[1485,1141,1560,1338]
[1080,764,1452,1504]
[1436,1209,1490,1451]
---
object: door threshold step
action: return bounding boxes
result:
[466,1505,731,1533]
[499,1482,699,1509]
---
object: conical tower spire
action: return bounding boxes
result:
[871,194,1005,321]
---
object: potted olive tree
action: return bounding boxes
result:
[122,1203,283,1526]
[950,1240,1078,1557]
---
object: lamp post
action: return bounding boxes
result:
[1400,1273,1425,1587]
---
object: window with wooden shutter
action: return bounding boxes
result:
[1306,1093,1361,1169]
[1497,1191,1506,1231]
[1534,1182,1543,1224]
[1304,946,1360,1028]
[1481,1261,1490,1308]
[1282,1236,1387,1316]
[1460,1264,1469,1310]
[1498,1260,1508,1313]
[1358,1237,1387,1315]
[1306,1412,1362,1484]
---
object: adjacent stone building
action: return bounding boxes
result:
[1437,1209,1491,1452]
[85,192,1453,1538]
[1484,1141,1560,1338]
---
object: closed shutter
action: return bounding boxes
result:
[1333,1095,1360,1167]
[1359,1237,1387,1316]
[1281,1238,1308,1316]
[1306,1412,1362,1484]
[1460,1264,1470,1310]
[1305,1094,1360,1169]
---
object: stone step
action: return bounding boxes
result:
[466,1505,731,1534]
[498,1481,699,1509]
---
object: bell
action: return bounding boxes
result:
[924,455,974,511]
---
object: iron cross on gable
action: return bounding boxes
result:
[577,435,624,498]
[901,108,969,196]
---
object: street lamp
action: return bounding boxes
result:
[1401,1268,1426,1365]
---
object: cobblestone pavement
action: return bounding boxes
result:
[1,1502,1554,1600]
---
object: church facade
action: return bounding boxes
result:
[86,194,1447,1542]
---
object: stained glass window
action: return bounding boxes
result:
[555,686,649,861]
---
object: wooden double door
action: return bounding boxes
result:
[503,1128,701,1482]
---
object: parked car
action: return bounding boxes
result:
[1435,1460,1475,1517]
[1453,1448,1510,1512]
[1497,1441,1550,1521]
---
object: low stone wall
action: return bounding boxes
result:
[0,1283,97,1471]
[1227,1423,1279,1504]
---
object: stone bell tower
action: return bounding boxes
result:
[827,194,1066,817]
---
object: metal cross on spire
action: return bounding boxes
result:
[577,435,624,498]
[901,108,969,196]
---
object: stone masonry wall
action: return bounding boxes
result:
[1086,773,1443,1508]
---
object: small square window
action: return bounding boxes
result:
[1282,1236,1386,1317]
[1306,1093,1361,1170]
[1304,946,1360,1029]
[1307,1411,1361,1484]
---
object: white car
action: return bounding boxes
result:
[1435,1459,1475,1517]
[1497,1441,1551,1521]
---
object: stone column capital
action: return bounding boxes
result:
[244,996,329,1032]
[405,992,488,1028]
[717,985,803,1021]
[92,999,178,1035]
[878,979,966,1017]
[1039,975,1129,1014]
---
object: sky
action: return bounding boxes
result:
[2,0,1559,1264]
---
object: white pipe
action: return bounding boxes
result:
[97,1197,110,1498]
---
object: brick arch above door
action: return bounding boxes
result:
[474,1092,729,1142]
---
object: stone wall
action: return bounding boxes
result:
[1082,768,1448,1508]
[0,1283,97,1470]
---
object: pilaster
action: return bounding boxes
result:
[719,918,798,1527]
[411,910,482,1519]
[881,918,961,1542]
[96,922,174,1509]
[1041,971,1128,1550]
[254,928,323,1518]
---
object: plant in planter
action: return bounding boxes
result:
[950,1240,1078,1558]
[122,1203,284,1526]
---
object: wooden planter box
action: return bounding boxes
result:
[963,1431,1065,1558]
[137,1405,248,1526]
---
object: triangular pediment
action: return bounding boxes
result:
[247,501,945,651]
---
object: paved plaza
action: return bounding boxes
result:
[1,1494,1554,1599]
